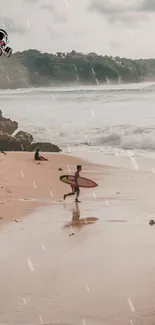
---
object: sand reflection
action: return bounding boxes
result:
[64,202,98,228]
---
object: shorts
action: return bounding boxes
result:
[74,185,80,194]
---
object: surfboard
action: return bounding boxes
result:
[60,175,98,188]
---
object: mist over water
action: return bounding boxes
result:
[1,81,155,155]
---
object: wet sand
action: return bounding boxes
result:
[1,152,155,324]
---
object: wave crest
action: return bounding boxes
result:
[93,126,155,150]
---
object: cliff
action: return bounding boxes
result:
[1,49,155,88]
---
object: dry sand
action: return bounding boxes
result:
[1,151,155,324]
[0,151,100,225]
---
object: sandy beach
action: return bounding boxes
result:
[0,151,99,225]
[0,151,155,324]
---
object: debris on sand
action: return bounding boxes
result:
[149,220,155,226]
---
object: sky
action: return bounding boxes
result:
[1,0,155,58]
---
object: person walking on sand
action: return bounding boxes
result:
[63,165,82,203]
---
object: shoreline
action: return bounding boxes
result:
[1,149,155,228]
[0,151,101,227]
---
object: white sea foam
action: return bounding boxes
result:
[1,82,155,154]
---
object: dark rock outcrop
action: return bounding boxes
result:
[27,142,61,152]
[0,133,61,152]
[15,131,33,147]
[0,111,61,152]
[0,132,23,151]
[0,110,18,135]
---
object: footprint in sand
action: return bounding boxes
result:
[5,187,11,194]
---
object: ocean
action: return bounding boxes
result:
[1,81,155,160]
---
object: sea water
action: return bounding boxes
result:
[1,82,155,161]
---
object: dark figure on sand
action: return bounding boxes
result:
[34,148,48,161]
[64,165,82,203]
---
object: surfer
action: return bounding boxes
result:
[34,148,48,161]
[63,165,82,202]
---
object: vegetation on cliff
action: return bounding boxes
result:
[1,50,155,88]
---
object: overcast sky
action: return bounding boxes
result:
[1,0,155,58]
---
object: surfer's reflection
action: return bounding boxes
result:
[64,202,98,228]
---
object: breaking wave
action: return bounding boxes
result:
[1,81,155,155]
[0,81,155,96]
[92,126,155,151]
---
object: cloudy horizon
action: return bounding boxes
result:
[1,0,155,59]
